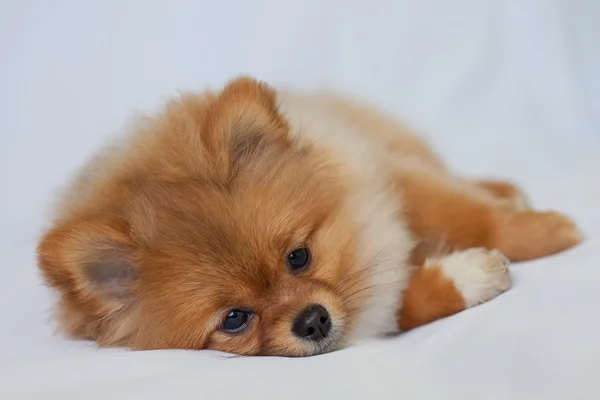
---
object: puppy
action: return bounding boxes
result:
[37,77,582,356]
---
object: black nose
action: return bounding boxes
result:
[292,304,331,341]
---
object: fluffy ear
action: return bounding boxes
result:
[37,217,137,317]
[201,76,290,169]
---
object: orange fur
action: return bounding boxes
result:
[393,167,582,261]
[37,76,583,357]
[398,264,465,331]
[399,247,511,330]
[476,179,525,201]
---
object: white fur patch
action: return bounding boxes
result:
[427,248,512,308]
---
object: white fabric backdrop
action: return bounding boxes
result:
[1,1,599,399]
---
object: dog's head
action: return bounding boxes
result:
[37,77,403,356]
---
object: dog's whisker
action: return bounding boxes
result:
[337,263,401,297]
[335,257,394,294]
[333,246,390,291]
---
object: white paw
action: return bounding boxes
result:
[428,248,512,308]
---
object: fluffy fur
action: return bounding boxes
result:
[37,77,583,357]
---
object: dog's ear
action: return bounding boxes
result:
[37,217,137,316]
[201,76,290,170]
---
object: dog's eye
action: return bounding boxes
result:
[287,247,311,272]
[221,309,252,333]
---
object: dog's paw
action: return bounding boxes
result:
[493,210,584,261]
[432,248,512,307]
[532,211,584,251]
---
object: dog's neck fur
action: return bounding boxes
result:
[277,92,414,341]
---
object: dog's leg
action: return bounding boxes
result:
[393,167,583,261]
[398,248,511,331]
[473,179,530,210]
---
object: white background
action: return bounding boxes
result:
[1,1,599,399]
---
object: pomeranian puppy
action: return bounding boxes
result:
[37,77,582,357]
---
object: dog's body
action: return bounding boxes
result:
[37,78,582,356]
